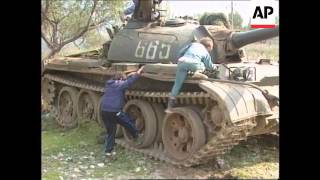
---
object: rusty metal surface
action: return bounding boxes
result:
[56,86,79,128]
[199,81,272,123]
[123,99,158,148]
[162,107,206,161]
[76,89,99,123]
[48,57,102,68]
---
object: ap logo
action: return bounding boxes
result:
[250,0,277,28]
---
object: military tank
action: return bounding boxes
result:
[42,0,279,167]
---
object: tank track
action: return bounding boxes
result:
[43,74,256,167]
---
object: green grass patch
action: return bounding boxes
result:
[221,137,279,179]
[42,115,157,179]
[243,38,279,61]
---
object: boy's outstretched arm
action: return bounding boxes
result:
[119,66,144,89]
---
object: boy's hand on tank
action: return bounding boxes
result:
[127,72,136,77]
[137,66,145,74]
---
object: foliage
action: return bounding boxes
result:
[228,11,243,29]
[41,0,123,59]
[275,16,279,25]
[199,12,230,28]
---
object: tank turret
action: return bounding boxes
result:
[207,25,279,63]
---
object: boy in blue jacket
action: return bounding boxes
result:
[166,37,217,112]
[101,66,144,156]
[120,0,162,22]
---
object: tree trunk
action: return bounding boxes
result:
[45,47,62,59]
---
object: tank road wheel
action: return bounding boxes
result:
[97,97,104,128]
[151,103,165,142]
[57,87,79,128]
[162,107,206,162]
[97,96,123,138]
[77,89,99,123]
[123,99,157,148]
[42,78,56,106]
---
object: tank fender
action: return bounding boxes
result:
[198,80,272,124]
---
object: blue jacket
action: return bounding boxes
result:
[178,43,215,71]
[124,0,162,15]
[101,74,139,112]
[124,0,139,15]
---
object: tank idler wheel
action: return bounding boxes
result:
[162,107,206,162]
[57,86,79,128]
[123,99,157,148]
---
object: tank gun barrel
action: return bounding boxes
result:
[230,25,279,49]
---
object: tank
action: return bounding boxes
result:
[42,1,279,167]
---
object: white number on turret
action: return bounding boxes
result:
[135,41,145,58]
[134,40,171,60]
[146,40,159,60]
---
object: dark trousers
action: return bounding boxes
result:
[101,111,138,153]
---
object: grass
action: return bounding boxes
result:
[221,136,279,179]
[243,38,279,62]
[42,114,279,179]
[42,115,158,179]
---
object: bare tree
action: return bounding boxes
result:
[41,0,122,59]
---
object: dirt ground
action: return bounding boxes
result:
[42,114,279,179]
